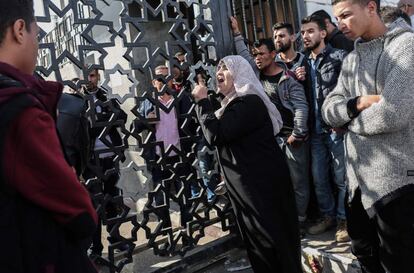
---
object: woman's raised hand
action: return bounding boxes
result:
[192,84,208,102]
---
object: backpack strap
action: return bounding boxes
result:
[0,94,37,194]
[0,74,24,89]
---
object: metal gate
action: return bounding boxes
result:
[35,1,301,272]
[230,0,304,50]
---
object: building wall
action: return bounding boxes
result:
[303,0,399,20]
[304,0,334,18]
[230,0,304,41]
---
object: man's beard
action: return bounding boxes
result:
[85,82,98,93]
[276,41,291,53]
[305,39,321,51]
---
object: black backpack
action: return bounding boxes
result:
[57,92,90,176]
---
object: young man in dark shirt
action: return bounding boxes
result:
[312,9,354,52]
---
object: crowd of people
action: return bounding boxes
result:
[193,0,414,272]
[1,0,414,273]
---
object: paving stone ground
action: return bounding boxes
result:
[95,222,360,273]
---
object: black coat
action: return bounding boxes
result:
[196,94,302,273]
[326,28,354,53]
[86,88,127,160]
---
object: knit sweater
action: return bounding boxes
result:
[322,19,414,218]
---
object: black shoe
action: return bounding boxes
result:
[88,251,103,265]
[214,181,227,195]
[88,248,102,258]
[195,202,207,213]
[299,221,307,239]
[113,242,130,253]
[157,242,171,257]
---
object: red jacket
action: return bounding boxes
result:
[0,62,98,273]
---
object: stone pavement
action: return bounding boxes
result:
[302,230,360,273]
[95,223,361,273]
[95,215,235,273]
[101,161,361,273]
[118,242,253,273]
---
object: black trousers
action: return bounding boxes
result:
[346,188,414,273]
[84,157,123,254]
[151,155,193,228]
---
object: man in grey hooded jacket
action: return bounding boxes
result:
[230,17,310,229]
[323,0,414,272]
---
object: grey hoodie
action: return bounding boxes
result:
[322,19,414,217]
[234,35,309,137]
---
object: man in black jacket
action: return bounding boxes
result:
[312,9,354,52]
[83,68,128,258]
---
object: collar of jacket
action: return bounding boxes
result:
[260,61,292,84]
[86,87,108,101]
[326,28,340,43]
[275,51,303,64]
[277,64,293,84]
[306,44,333,61]
[275,60,288,71]
[0,73,24,88]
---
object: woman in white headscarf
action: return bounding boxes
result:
[192,56,302,273]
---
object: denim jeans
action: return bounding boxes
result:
[310,131,346,220]
[191,141,219,202]
[276,136,310,221]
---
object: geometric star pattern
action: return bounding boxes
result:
[35,1,235,272]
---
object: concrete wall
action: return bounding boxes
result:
[303,0,334,18]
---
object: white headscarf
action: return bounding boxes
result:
[214,55,283,135]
